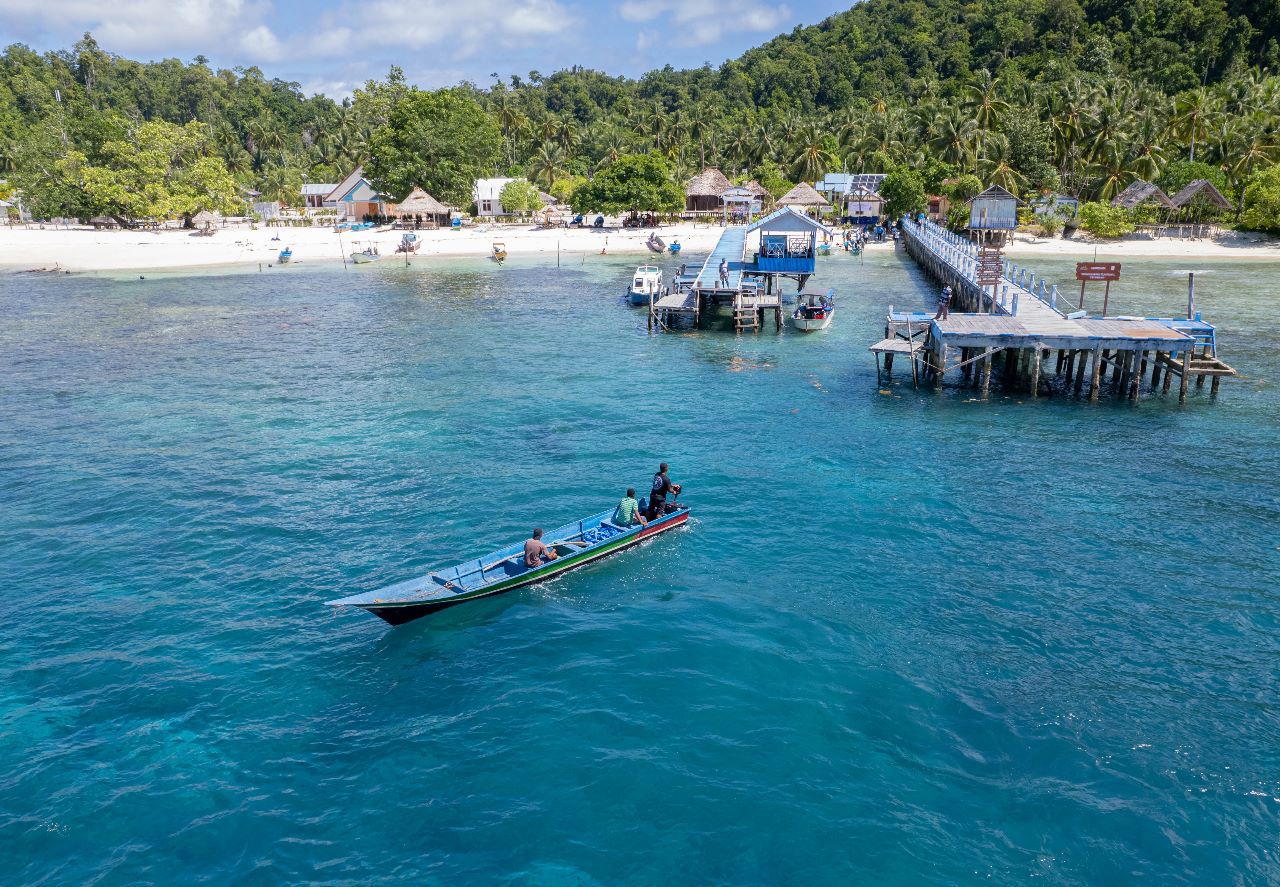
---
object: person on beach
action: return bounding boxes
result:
[524,528,558,568]
[935,284,952,320]
[718,258,729,287]
[614,488,648,528]
[646,463,682,520]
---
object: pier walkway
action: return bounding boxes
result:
[893,218,1235,400]
[692,226,748,292]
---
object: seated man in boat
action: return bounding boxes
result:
[524,528,559,569]
[614,488,648,528]
[646,463,682,520]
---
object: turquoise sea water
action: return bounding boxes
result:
[2,246,1279,884]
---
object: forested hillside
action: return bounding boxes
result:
[1,0,1278,225]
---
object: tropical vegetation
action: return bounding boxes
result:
[1,0,1278,228]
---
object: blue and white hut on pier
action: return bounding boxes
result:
[746,205,835,293]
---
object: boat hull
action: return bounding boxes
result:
[792,311,834,331]
[337,506,689,625]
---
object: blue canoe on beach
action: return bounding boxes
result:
[327,501,690,625]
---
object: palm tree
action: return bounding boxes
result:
[930,108,979,167]
[529,143,565,189]
[1129,119,1167,182]
[1172,87,1215,163]
[557,116,579,154]
[791,124,835,183]
[643,101,667,151]
[964,70,1009,158]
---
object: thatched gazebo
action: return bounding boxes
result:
[1169,180,1233,217]
[393,187,452,226]
[776,181,830,216]
[1111,181,1175,211]
[685,168,733,213]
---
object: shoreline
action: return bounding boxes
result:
[2,223,1277,275]
[0,223,727,274]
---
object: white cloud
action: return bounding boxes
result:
[307,0,574,63]
[617,0,788,47]
[0,0,283,61]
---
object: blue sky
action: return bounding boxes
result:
[0,0,851,99]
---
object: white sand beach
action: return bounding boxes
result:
[1002,229,1280,261]
[1,221,1276,274]
[0,222,728,273]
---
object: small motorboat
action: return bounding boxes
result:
[646,232,666,253]
[792,288,835,332]
[327,499,690,625]
[668,239,682,255]
[349,242,380,264]
[492,241,507,263]
[396,233,420,254]
[277,246,292,264]
[628,265,664,305]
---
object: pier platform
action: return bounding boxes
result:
[891,218,1236,400]
[651,225,783,332]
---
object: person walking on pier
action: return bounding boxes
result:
[718,258,729,288]
[934,284,952,320]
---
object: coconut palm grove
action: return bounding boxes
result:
[2,0,1279,231]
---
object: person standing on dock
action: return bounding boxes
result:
[718,258,729,288]
[934,284,952,320]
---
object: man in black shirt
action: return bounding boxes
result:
[646,462,682,519]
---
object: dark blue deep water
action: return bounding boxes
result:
[2,247,1279,884]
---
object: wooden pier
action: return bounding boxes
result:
[886,218,1236,401]
[649,224,783,333]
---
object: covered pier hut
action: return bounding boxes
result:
[391,187,452,228]
[684,168,732,215]
[967,185,1020,237]
[746,205,834,293]
[776,181,830,218]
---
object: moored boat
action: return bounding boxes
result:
[817,241,832,256]
[492,242,507,263]
[668,239,681,254]
[647,232,666,252]
[792,288,835,331]
[396,233,420,253]
[628,265,664,305]
[350,242,380,264]
[327,501,690,625]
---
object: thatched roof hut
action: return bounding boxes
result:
[192,210,222,224]
[776,181,830,211]
[1112,181,1175,210]
[685,168,733,213]
[744,180,771,199]
[394,187,451,219]
[1169,179,1233,211]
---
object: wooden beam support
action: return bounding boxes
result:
[1089,347,1102,402]
[1179,348,1191,402]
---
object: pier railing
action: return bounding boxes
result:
[903,218,1069,318]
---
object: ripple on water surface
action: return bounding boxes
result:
[1,252,1279,884]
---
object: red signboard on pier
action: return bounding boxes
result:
[1075,262,1122,282]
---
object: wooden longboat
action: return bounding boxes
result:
[327,503,690,625]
